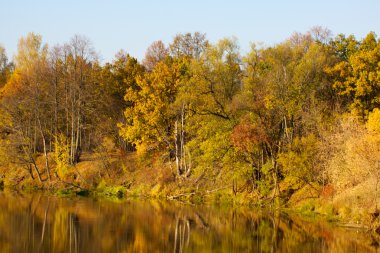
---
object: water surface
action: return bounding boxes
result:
[0,192,377,252]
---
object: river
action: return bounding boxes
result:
[0,192,377,252]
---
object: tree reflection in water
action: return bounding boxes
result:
[0,192,378,253]
[173,215,190,253]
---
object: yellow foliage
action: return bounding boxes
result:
[52,208,69,252]
[133,227,147,252]
[326,116,380,192]
[54,134,70,179]
[326,32,380,116]
[135,142,148,157]
[278,134,319,184]
[367,108,380,133]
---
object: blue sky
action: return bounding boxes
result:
[1,0,379,63]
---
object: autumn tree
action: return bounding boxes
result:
[170,32,208,59]
[326,32,380,117]
[179,38,242,185]
[233,29,335,198]
[0,32,49,181]
[58,35,99,164]
[119,56,189,176]
[0,46,13,88]
[97,51,144,150]
[0,33,104,182]
[142,40,168,71]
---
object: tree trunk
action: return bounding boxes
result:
[70,107,75,164]
[175,120,181,176]
[32,159,43,183]
[181,104,190,177]
[74,111,81,163]
[37,116,51,181]
[22,145,43,183]
[25,164,34,180]
[41,136,51,181]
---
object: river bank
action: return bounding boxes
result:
[1,151,379,234]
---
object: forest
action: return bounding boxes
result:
[0,27,379,224]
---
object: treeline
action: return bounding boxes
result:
[0,28,379,204]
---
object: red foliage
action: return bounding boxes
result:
[320,184,335,198]
[231,120,267,153]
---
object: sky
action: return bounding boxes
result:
[1,0,379,63]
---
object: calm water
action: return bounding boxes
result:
[0,192,377,253]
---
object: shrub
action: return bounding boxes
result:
[54,134,70,179]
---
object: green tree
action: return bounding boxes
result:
[179,38,242,185]
[0,46,12,88]
[234,30,335,199]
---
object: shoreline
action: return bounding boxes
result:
[0,182,376,234]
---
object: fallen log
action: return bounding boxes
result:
[167,192,196,200]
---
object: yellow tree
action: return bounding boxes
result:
[119,57,189,175]
[0,33,49,182]
[326,32,380,117]
[95,51,144,151]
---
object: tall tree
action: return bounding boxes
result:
[119,57,189,175]
[0,33,49,181]
[326,32,380,117]
[96,51,144,150]
[233,30,335,198]
[142,41,168,71]
[61,35,97,164]
[0,46,13,88]
[178,38,242,181]
[170,32,208,59]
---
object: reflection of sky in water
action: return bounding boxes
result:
[0,192,375,253]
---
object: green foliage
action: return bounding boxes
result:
[0,46,12,89]
[212,191,234,205]
[96,179,126,198]
[56,188,76,196]
[149,184,162,197]
[183,37,241,120]
[278,134,320,185]
[186,116,237,182]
